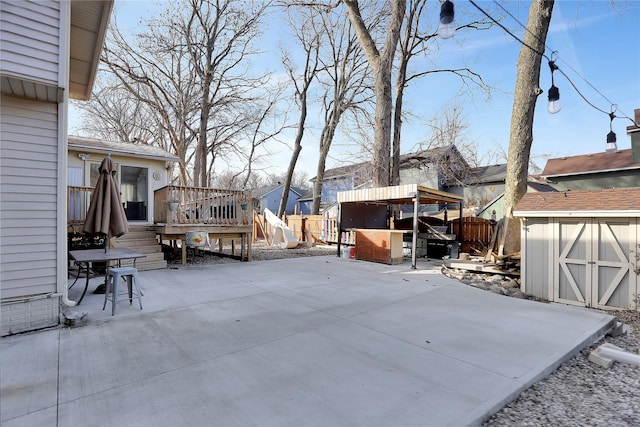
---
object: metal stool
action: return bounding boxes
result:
[103,266,143,316]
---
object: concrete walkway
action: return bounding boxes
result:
[1,256,614,426]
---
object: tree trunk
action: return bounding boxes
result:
[503,0,554,254]
[311,115,339,214]
[344,0,405,188]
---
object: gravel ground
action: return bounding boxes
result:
[170,246,640,425]
[165,240,338,266]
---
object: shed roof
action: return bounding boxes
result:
[513,187,640,218]
[541,149,639,177]
[69,135,180,162]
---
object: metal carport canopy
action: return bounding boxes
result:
[337,184,464,269]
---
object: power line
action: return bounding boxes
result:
[488,0,637,127]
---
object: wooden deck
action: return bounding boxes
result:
[153,186,253,264]
[155,223,252,264]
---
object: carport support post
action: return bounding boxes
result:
[411,192,420,269]
[458,202,463,250]
[336,202,342,257]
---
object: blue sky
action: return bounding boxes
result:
[70,0,640,176]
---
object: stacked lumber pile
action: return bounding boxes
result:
[450,207,521,276]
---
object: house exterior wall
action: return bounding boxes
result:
[297,200,312,215]
[321,177,353,204]
[257,189,301,215]
[399,165,438,189]
[546,170,640,191]
[67,149,171,224]
[0,1,61,85]
[1,95,62,335]
[0,1,68,336]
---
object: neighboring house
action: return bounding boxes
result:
[296,189,313,215]
[541,113,640,191]
[474,179,556,220]
[1,0,114,336]
[252,183,307,215]
[444,163,507,209]
[311,145,469,210]
[68,136,179,224]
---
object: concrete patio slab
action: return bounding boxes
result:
[1,256,615,426]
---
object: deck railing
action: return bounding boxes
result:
[154,185,252,226]
[67,186,93,225]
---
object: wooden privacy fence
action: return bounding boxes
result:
[284,214,325,242]
[253,213,334,244]
[448,216,495,254]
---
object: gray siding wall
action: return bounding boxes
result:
[1,95,59,300]
[547,171,640,191]
[521,217,551,300]
[0,0,61,84]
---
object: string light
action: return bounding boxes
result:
[438,1,455,39]
[547,56,561,114]
[606,108,618,153]
[445,0,639,153]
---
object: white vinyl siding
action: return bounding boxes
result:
[0,95,59,299]
[0,0,60,84]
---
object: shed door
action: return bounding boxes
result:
[555,218,638,310]
[556,220,590,307]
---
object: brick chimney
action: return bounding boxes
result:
[627,108,640,164]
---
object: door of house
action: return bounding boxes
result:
[555,218,638,310]
[120,166,148,221]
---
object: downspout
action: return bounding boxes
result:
[58,0,76,307]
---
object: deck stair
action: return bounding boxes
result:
[113,225,167,271]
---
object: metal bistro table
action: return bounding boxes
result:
[68,248,146,305]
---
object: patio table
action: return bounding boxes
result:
[68,248,146,305]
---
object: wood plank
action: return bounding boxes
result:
[444,260,520,276]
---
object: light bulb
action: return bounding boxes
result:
[438,1,455,39]
[547,85,561,114]
[606,131,617,153]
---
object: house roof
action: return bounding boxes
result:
[316,145,466,181]
[541,149,639,178]
[447,163,507,187]
[513,187,640,217]
[69,0,113,100]
[0,1,113,103]
[252,184,307,199]
[470,164,507,184]
[68,135,180,162]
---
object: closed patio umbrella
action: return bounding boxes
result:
[83,153,128,251]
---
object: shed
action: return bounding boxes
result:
[514,188,640,311]
[337,184,464,269]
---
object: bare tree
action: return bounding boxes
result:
[344,0,406,187]
[183,0,270,187]
[503,0,554,254]
[276,6,323,217]
[241,84,289,190]
[73,81,159,145]
[265,170,310,190]
[311,4,374,214]
[392,0,493,185]
[101,12,201,185]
